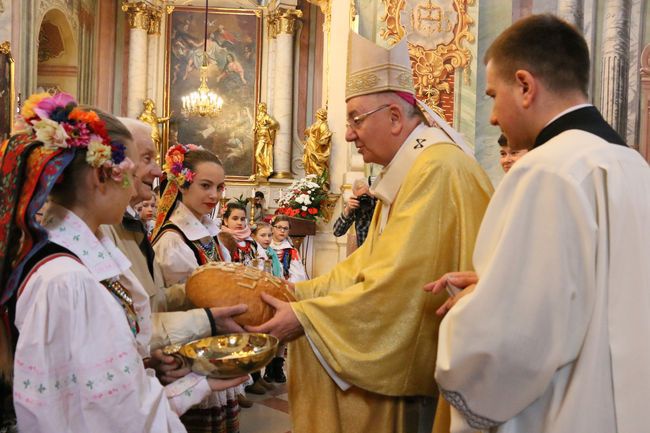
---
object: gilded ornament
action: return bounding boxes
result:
[137,98,170,162]
[147,7,163,35]
[302,108,332,180]
[0,41,10,55]
[252,102,279,180]
[380,0,475,115]
[121,1,150,31]
[277,9,302,35]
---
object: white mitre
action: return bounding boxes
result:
[345,31,475,157]
[345,31,415,101]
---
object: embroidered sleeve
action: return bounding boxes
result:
[441,388,501,429]
[164,372,212,415]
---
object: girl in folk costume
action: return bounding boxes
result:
[240,221,282,395]
[218,204,270,396]
[151,145,246,432]
[217,203,258,266]
[0,93,244,433]
[270,215,308,283]
[252,222,282,278]
[263,215,309,384]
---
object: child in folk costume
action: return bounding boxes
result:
[151,144,246,431]
[252,222,283,278]
[263,215,309,383]
[270,215,308,283]
[240,221,284,395]
[217,203,258,267]
[0,93,245,433]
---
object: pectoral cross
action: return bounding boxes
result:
[414,138,426,149]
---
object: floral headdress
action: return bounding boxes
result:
[163,143,202,188]
[152,143,204,240]
[19,92,133,186]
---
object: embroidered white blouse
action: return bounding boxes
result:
[270,239,308,282]
[153,201,226,285]
[13,204,212,433]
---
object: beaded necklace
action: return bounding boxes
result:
[102,279,139,337]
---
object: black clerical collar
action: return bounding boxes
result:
[534,105,627,148]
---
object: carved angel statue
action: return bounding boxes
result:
[138,98,170,151]
[253,102,279,179]
[302,107,332,179]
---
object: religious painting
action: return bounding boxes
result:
[0,41,15,143]
[164,7,262,181]
[381,0,475,122]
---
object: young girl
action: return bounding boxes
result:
[243,222,283,394]
[137,193,157,235]
[217,203,258,266]
[0,93,243,433]
[270,215,308,282]
[151,144,245,431]
[252,222,282,278]
[264,215,309,383]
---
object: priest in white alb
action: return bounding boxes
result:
[429,14,650,433]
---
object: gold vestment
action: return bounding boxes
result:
[289,129,493,433]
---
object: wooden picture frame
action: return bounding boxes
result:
[164,7,262,181]
[0,41,15,143]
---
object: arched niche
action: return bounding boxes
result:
[36,8,78,96]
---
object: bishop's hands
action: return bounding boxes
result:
[424,271,478,316]
[246,292,304,343]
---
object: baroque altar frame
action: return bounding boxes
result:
[0,41,15,143]
[380,0,475,121]
[163,6,263,182]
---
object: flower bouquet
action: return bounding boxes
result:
[276,173,329,221]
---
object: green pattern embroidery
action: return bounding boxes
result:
[86,380,94,389]
[38,384,46,393]
[23,379,30,389]
[106,372,114,381]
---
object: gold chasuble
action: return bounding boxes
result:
[288,125,493,433]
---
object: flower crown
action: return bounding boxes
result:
[19,92,132,185]
[164,143,202,188]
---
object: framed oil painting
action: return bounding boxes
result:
[0,41,15,143]
[164,7,262,181]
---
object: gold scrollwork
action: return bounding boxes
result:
[121,1,151,31]
[346,72,379,95]
[380,0,475,115]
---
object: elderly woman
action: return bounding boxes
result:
[0,93,244,433]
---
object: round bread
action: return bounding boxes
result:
[186,262,296,327]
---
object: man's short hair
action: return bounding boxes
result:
[484,14,590,97]
[352,177,369,192]
[497,134,508,147]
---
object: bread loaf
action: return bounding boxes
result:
[186,262,296,327]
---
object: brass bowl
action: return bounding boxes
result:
[163,333,279,379]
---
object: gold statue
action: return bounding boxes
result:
[252,102,278,179]
[138,98,170,154]
[302,107,332,178]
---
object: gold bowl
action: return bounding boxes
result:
[163,333,279,379]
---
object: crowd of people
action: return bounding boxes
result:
[1,12,649,433]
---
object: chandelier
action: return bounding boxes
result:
[181,0,224,117]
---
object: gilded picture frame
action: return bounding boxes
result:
[164,6,262,181]
[0,41,15,142]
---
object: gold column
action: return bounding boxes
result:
[271,8,302,179]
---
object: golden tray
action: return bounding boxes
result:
[163,333,279,379]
